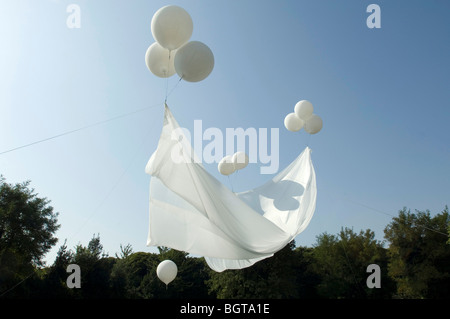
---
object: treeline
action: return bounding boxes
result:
[1,176,449,299]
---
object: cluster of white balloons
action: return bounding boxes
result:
[284,100,323,134]
[145,5,214,83]
[218,151,249,176]
[156,259,178,287]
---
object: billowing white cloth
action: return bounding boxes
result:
[145,105,317,272]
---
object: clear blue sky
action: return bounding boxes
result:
[1,0,449,265]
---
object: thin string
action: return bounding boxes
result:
[345,198,449,237]
[164,50,171,104]
[228,175,235,193]
[163,52,183,105]
[166,77,183,101]
[65,110,159,245]
[0,102,162,156]
[0,103,161,297]
[0,272,35,297]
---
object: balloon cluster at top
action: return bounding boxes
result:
[284,100,323,134]
[145,5,214,82]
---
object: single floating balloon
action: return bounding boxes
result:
[304,114,323,134]
[284,112,304,132]
[151,5,193,51]
[156,260,178,286]
[174,41,215,82]
[232,151,249,170]
[294,100,314,121]
[218,155,236,176]
[145,42,176,78]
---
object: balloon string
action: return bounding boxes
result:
[228,175,234,193]
[164,52,183,105]
[164,51,171,104]
[166,77,183,101]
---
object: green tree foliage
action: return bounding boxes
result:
[111,251,160,298]
[70,234,116,298]
[207,241,300,299]
[311,228,394,299]
[384,207,450,298]
[110,247,211,299]
[115,243,133,259]
[0,176,60,297]
[40,234,118,299]
[293,246,321,298]
[39,240,74,298]
[156,248,211,299]
[1,175,449,299]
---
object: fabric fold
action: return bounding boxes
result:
[146,105,317,272]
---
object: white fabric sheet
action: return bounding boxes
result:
[145,105,317,272]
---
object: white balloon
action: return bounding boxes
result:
[218,155,236,176]
[232,151,249,170]
[304,114,323,134]
[284,113,304,132]
[145,42,176,78]
[151,5,193,51]
[294,100,314,121]
[156,260,178,286]
[174,41,214,82]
